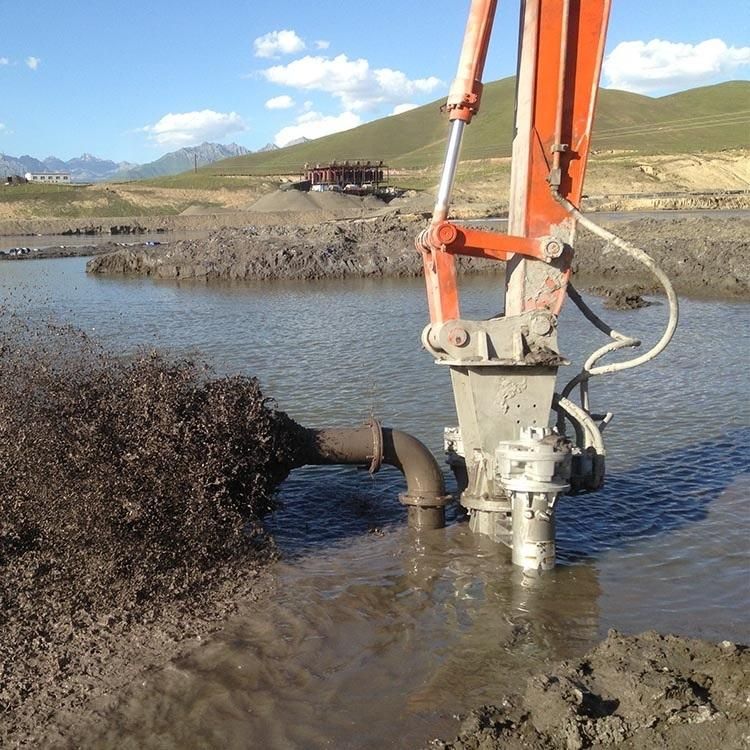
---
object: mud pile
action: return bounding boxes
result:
[434,629,750,750]
[0,319,305,748]
[87,215,750,299]
[85,214,490,281]
[247,188,388,218]
[572,215,750,299]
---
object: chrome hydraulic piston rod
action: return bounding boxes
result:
[433,120,465,222]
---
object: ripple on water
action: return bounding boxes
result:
[2,261,748,748]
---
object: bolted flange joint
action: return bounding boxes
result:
[399,490,452,531]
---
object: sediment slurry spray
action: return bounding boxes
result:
[0,317,305,746]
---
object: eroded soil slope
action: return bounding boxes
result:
[87,214,750,300]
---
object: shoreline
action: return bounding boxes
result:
[83,214,750,302]
[431,629,749,749]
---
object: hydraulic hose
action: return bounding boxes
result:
[561,283,641,400]
[554,192,679,379]
[552,394,604,456]
[550,193,679,449]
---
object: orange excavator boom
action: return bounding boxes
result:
[417,0,678,570]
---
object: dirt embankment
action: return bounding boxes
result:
[433,629,749,750]
[0,210,329,238]
[88,214,750,300]
[87,215,464,281]
[0,321,307,749]
[572,215,750,299]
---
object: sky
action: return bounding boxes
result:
[1,0,749,164]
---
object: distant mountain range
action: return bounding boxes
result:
[0,152,135,182]
[0,142,251,182]
[116,142,249,180]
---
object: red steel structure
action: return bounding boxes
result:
[304,160,388,189]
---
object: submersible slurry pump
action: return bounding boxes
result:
[301,0,677,571]
[417,0,678,569]
[411,0,678,569]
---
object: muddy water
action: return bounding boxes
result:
[2,258,749,748]
[0,229,209,252]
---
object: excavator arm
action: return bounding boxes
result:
[418,0,678,570]
[421,0,610,322]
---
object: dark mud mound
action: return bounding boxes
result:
[86,214,494,281]
[584,285,653,310]
[573,215,750,299]
[433,630,750,750]
[87,214,750,300]
[0,320,304,747]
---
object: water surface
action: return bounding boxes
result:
[2,258,748,748]
[0,229,209,252]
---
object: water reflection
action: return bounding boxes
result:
[2,258,749,748]
[558,427,750,559]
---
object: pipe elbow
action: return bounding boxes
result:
[383,428,446,504]
[296,424,450,529]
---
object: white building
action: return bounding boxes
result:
[24,172,71,184]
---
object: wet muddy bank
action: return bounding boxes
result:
[1,243,112,261]
[87,215,750,300]
[0,210,347,239]
[0,323,305,748]
[433,629,750,750]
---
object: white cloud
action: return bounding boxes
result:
[603,38,750,94]
[314,40,330,50]
[263,54,441,110]
[25,56,40,70]
[265,94,295,110]
[0,57,9,66]
[0,123,7,133]
[141,110,247,148]
[274,110,361,147]
[254,29,305,59]
[392,103,418,115]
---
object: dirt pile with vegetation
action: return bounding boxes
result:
[0,319,306,748]
[87,214,750,300]
[434,629,750,750]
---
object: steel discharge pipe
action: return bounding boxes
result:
[294,424,450,530]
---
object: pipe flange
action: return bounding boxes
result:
[367,418,384,474]
[399,491,452,509]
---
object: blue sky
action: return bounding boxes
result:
[1,0,749,164]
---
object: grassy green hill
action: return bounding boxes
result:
[201,78,749,177]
